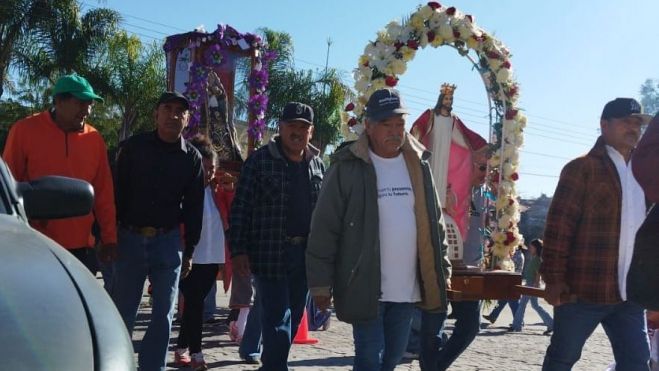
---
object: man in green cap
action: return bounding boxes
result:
[3,73,118,272]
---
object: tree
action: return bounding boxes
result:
[0,0,69,98]
[640,79,659,117]
[100,31,166,143]
[253,28,352,154]
[14,1,121,91]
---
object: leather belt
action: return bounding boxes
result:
[122,224,175,238]
[285,236,307,245]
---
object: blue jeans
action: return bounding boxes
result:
[254,244,308,371]
[487,299,519,322]
[239,279,262,360]
[543,301,650,371]
[420,301,481,371]
[511,295,553,331]
[406,308,422,354]
[352,302,415,371]
[111,228,182,371]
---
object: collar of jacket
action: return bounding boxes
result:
[266,134,320,162]
[335,131,431,163]
[587,136,610,159]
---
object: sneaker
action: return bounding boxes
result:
[190,352,208,371]
[174,348,191,366]
[241,355,261,364]
[228,321,242,344]
[543,329,553,336]
[482,314,495,324]
[507,326,522,332]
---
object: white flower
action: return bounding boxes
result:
[429,12,445,30]
[439,23,454,40]
[417,5,433,19]
[496,67,512,83]
[385,21,403,40]
[389,59,407,75]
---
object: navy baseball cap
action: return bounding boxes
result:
[365,88,409,122]
[157,91,190,110]
[601,98,652,124]
[280,102,314,125]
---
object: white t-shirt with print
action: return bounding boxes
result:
[369,149,421,303]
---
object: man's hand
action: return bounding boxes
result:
[446,278,452,290]
[97,243,118,263]
[181,256,193,279]
[313,295,332,311]
[544,282,568,306]
[232,254,251,277]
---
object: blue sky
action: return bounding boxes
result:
[91,0,659,197]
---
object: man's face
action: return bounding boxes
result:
[471,156,488,186]
[155,101,189,143]
[600,116,643,153]
[279,120,314,157]
[201,157,216,186]
[365,114,406,158]
[54,96,94,131]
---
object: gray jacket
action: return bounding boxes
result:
[306,132,452,324]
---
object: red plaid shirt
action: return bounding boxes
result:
[541,136,628,304]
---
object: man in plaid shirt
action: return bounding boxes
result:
[229,102,324,370]
[541,98,652,370]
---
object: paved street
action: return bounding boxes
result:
[129,285,614,370]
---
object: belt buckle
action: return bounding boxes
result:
[140,227,157,237]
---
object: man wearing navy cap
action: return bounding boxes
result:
[112,91,204,371]
[230,102,325,370]
[541,97,652,370]
[306,88,452,371]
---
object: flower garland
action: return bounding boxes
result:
[164,24,276,143]
[347,2,526,269]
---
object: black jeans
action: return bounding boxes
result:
[176,264,219,353]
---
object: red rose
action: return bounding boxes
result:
[508,198,515,206]
[502,60,512,69]
[453,30,461,38]
[385,76,398,87]
[427,31,436,42]
[446,6,456,15]
[407,39,419,50]
[511,172,519,181]
[466,14,474,23]
[505,109,518,120]
[427,2,441,10]
[504,231,516,245]
[348,117,358,127]
[345,102,355,112]
[363,60,369,67]
[394,41,404,50]
[506,85,518,98]
[486,51,500,59]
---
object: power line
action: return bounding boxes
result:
[519,172,559,179]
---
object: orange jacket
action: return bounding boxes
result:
[2,111,117,248]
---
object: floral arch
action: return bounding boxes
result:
[346,2,526,268]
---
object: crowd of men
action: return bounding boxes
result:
[2,73,657,371]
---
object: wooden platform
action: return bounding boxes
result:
[448,268,543,301]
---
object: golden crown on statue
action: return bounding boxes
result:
[440,83,457,96]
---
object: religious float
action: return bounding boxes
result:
[344,2,542,300]
[163,24,275,174]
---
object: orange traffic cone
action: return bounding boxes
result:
[293,309,319,344]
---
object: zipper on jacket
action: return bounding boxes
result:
[346,251,364,287]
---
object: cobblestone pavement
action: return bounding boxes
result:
[130,288,614,371]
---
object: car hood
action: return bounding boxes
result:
[0,215,134,371]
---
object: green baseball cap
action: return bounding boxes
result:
[52,74,104,103]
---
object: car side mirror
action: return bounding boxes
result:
[17,176,94,220]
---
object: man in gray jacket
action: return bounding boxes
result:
[306,88,452,371]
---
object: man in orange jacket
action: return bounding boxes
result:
[3,74,117,272]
